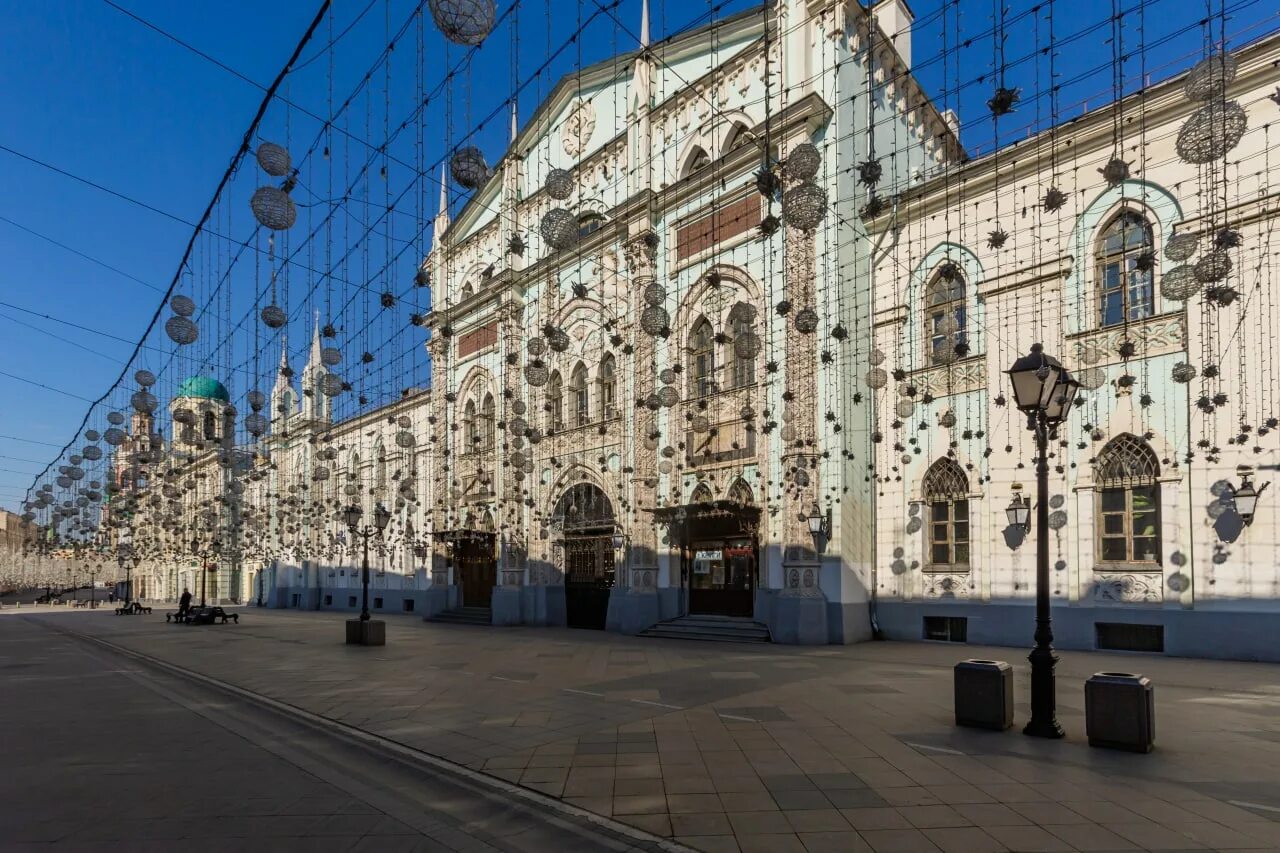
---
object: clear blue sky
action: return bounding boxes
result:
[0,0,1272,515]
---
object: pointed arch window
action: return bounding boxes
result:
[480,393,496,451]
[463,400,478,452]
[727,479,754,506]
[690,483,714,504]
[682,146,711,178]
[689,317,716,398]
[202,410,217,442]
[728,302,756,388]
[1095,434,1161,564]
[570,363,590,427]
[598,353,617,418]
[547,371,563,431]
[725,122,751,151]
[1097,211,1154,328]
[923,458,969,569]
[925,271,967,366]
[375,445,388,493]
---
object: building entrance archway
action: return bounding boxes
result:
[552,483,615,630]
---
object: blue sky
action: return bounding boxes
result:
[0,0,1272,515]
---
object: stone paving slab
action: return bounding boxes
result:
[31,607,1280,852]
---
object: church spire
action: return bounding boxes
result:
[431,166,450,247]
[270,333,295,428]
[640,0,649,48]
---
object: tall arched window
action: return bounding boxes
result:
[690,483,714,504]
[463,400,478,452]
[547,371,563,430]
[727,479,754,506]
[570,363,590,427]
[728,303,756,388]
[689,317,716,398]
[375,444,387,492]
[923,458,970,569]
[1095,434,1161,564]
[598,354,617,418]
[203,410,217,442]
[480,393,496,451]
[1097,211,1154,328]
[925,271,967,365]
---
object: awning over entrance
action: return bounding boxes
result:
[649,500,762,540]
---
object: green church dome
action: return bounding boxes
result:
[175,376,230,402]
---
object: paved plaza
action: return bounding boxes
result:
[8,608,1280,852]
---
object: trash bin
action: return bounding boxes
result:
[1085,672,1154,753]
[954,659,1014,730]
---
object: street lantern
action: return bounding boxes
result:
[806,503,830,538]
[1233,472,1270,526]
[611,529,626,551]
[373,503,392,533]
[1004,343,1080,423]
[1005,486,1031,532]
[342,504,362,532]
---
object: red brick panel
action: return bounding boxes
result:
[457,321,498,358]
[676,194,760,260]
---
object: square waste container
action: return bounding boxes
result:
[954,659,1014,730]
[1085,672,1154,752]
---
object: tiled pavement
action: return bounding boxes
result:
[27,607,1280,852]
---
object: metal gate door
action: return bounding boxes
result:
[564,535,613,629]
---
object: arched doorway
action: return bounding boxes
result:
[454,509,497,608]
[553,482,615,630]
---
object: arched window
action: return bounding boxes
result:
[1096,211,1154,328]
[375,444,387,492]
[480,393,496,451]
[459,283,474,301]
[925,270,967,365]
[463,400,478,452]
[577,213,605,239]
[690,483,714,504]
[689,317,716,398]
[570,363,590,427]
[725,122,751,151]
[547,371,563,430]
[682,146,711,178]
[203,410,217,442]
[1095,434,1161,564]
[728,302,756,388]
[598,354,617,418]
[727,479,754,505]
[923,458,969,569]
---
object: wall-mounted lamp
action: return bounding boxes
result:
[1232,470,1269,527]
[1005,484,1031,533]
[806,504,831,539]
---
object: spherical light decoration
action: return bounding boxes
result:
[261,304,287,329]
[783,182,827,231]
[450,145,491,190]
[524,363,548,387]
[540,207,578,250]
[1194,249,1232,283]
[250,186,297,230]
[1176,100,1247,164]
[939,411,958,428]
[85,429,100,442]
[173,408,195,426]
[794,308,819,333]
[1160,264,1200,300]
[784,142,821,181]
[780,424,797,443]
[428,0,496,46]
[395,430,415,448]
[640,305,669,336]
[82,446,102,461]
[508,417,529,436]
[1172,362,1198,383]
[320,374,344,397]
[1184,53,1237,102]
[866,368,889,389]
[170,295,196,318]
[321,347,342,366]
[659,368,676,385]
[104,428,126,446]
[643,281,666,306]
[1078,367,1107,390]
[656,386,680,407]
[312,467,330,482]
[67,466,84,481]
[131,390,157,413]
[134,369,157,388]
[870,348,886,366]
[1165,231,1198,262]
[658,460,673,475]
[895,399,915,418]
[734,332,762,358]
[527,337,546,357]
[545,168,574,200]
[511,400,527,416]
[165,315,199,345]
[256,141,292,177]
[244,413,268,436]
[247,390,266,411]
[691,415,710,433]
[547,327,571,352]
[56,476,72,489]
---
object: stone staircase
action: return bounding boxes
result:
[639,615,771,644]
[430,606,492,626]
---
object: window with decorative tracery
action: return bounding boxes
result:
[690,483,714,504]
[1095,434,1161,564]
[480,393,495,451]
[546,372,563,431]
[463,400,478,452]
[598,354,617,418]
[924,272,967,365]
[923,458,970,569]
[728,303,756,388]
[570,363,590,427]
[727,479,754,505]
[690,317,716,398]
[1096,211,1154,328]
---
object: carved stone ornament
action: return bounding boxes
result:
[1091,570,1163,603]
[560,99,596,157]
[923,573,971,599]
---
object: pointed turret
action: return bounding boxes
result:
[640,0,650,47]
[431,166,450,247]
[270,334,296,428]
[627,0,654,196]
[300,313,331,424]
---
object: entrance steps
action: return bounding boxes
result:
[640,615,771,644]
[431,606,492,626]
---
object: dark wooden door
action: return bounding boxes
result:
[456,539,495,608]
[687,544,755,617]
[564,535,613,629]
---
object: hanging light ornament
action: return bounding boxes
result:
[450,146,491,190]
[170,295,196,318]
[135,370,156,388]
[865,368,889,389]
[244,413,268,437]
[395,430,415,448]
[546,326,571,352]
[104,428,126,446]
[734,332,762,358]
[1078,367,1107,390]
[1176,99,1248,164]
[320,374,344,397]
[247,390,266,411]
[783,182,827,231]
[640,305,669,337]
[1194,249,1232,283]
[794,308,819,334]
[320,347,342,367]
[165,315,198,345]
[1159,265,1201,301]
[1184,53,1237,102]
[1165,231,1198,261]
[256,142,292,177]
[540,207,578,250]
[428,0,496,45]
[643,281,666,306]
[545,168,574,200]
[85,429,100,442]
[82,445,102,461]
[784,143,821,181]
[250,186,298,231]
[1172,362,1198,383]
[656,386,680,407]
[131,390,157,414]
[524,361,549,387]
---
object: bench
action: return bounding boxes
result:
[114,602,152,615]
[171,606,239,625]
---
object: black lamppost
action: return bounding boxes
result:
[196,538,221,608]
[343,503,391,622]
[131,553,142,603]
[1005,343,1081,739]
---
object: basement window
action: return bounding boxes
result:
[1095,622,1164,653]
[924,615,968,643]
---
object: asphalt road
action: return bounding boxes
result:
[0,616,680,852]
